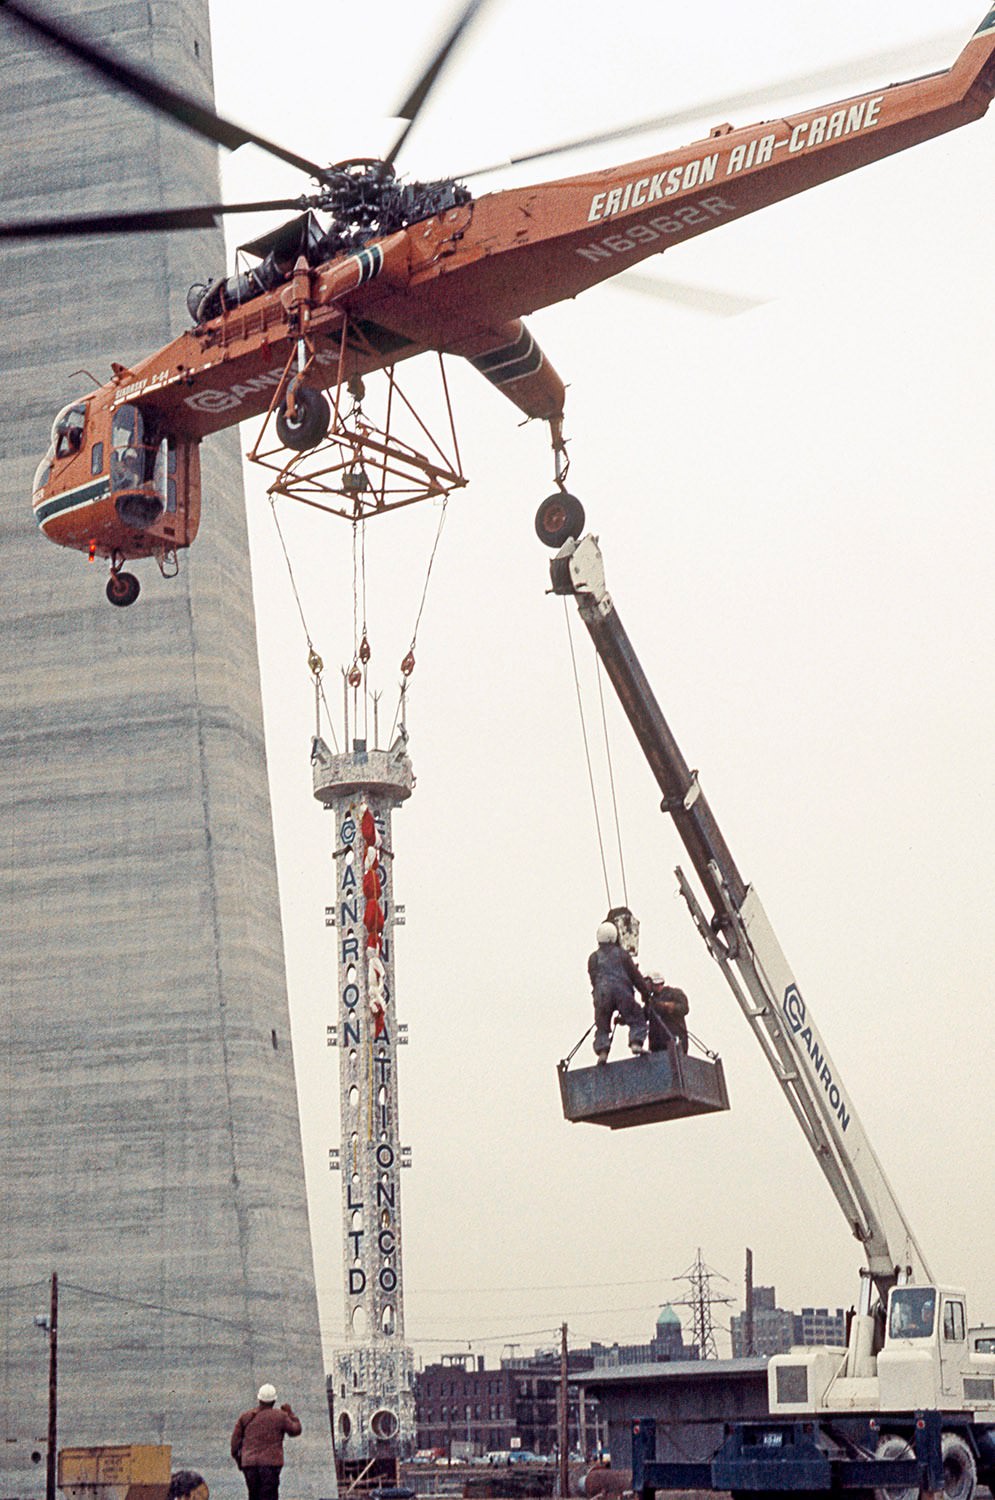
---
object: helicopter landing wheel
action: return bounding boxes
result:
[106,570,141,608]
[535,490,585,548]
[276,385,329,452]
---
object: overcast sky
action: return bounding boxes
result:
[204,0,995,1365]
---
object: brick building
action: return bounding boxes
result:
[414,1351,600,1458]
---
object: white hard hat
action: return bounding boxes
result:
[649,973,664,984]
[257,1384,277,1404]
[596,921,618,944]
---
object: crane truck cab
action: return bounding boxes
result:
[769,1285,995,1416]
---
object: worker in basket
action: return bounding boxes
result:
[588,919,651,1064]
[646,973,690,1053]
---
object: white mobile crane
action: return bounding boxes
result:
[548,531,995,1500]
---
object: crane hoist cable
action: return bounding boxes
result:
[386,496,450,745]
[595,654,629,908]
[268,496,340,752]
[349,517,372,742]
[562,599,629,908]
[270,491,450,752]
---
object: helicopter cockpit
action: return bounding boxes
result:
[109,404,169,529]
[32,391,201,606]
[33,400,175,536]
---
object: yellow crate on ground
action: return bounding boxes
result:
[58,1444,172,1500]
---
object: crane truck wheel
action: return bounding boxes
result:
[276,385,329,452]
[873,1434,916,1500]
[940,1432,977,1500]
[535,491,585,548]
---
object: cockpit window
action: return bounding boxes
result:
[110,404,157,492]
[111,404,141,452]
[52,403,87,460]
[889,1287,936,1340]
[108,405,167,532]
[33,455,52,495]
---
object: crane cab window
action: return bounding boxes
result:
[52,403,86,459]
[943,1301,966,1343]
[889,1287,936,1339]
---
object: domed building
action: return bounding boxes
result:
[590,1302,696,1369]
[652,1304,688,1360]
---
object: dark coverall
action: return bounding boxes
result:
[646,984,690,1053]
[588,942,650,1057]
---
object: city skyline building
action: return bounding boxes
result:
[0,6,332,1497]
[730,1287,847,1357]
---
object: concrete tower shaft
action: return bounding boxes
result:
[313,739,417,1461]
[0,4,332,1497]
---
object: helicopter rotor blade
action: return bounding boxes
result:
[0,198,311,242]
[384,0,490,167]
[0,0,335,184]
[613,271,768,318]
[457,28,960,180]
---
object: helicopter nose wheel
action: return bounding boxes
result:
[276,384,330,452]
[535,490,585,548]
[106,570,141,608]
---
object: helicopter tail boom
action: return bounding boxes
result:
[454,320,565,423]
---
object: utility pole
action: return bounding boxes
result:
[558,1323,569,1498]
[577,1376,587,1464]
[45,1272,57,1500]
[744,1248,755,1358]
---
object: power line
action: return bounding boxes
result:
[328,1275,688,1296]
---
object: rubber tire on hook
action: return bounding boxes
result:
[106,571,141,607]
[535,491,585,548]
[276,386,329,452]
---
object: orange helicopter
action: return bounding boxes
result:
[7,0,995,605]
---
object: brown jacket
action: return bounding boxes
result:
[231,1404,302,1468]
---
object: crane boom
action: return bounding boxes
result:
[551,534,931,1302]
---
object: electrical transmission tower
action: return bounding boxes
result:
[672,1248,734,1359]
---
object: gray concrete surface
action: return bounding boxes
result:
[0,4,334,1496]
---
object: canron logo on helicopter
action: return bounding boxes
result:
[7,0,995,605]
